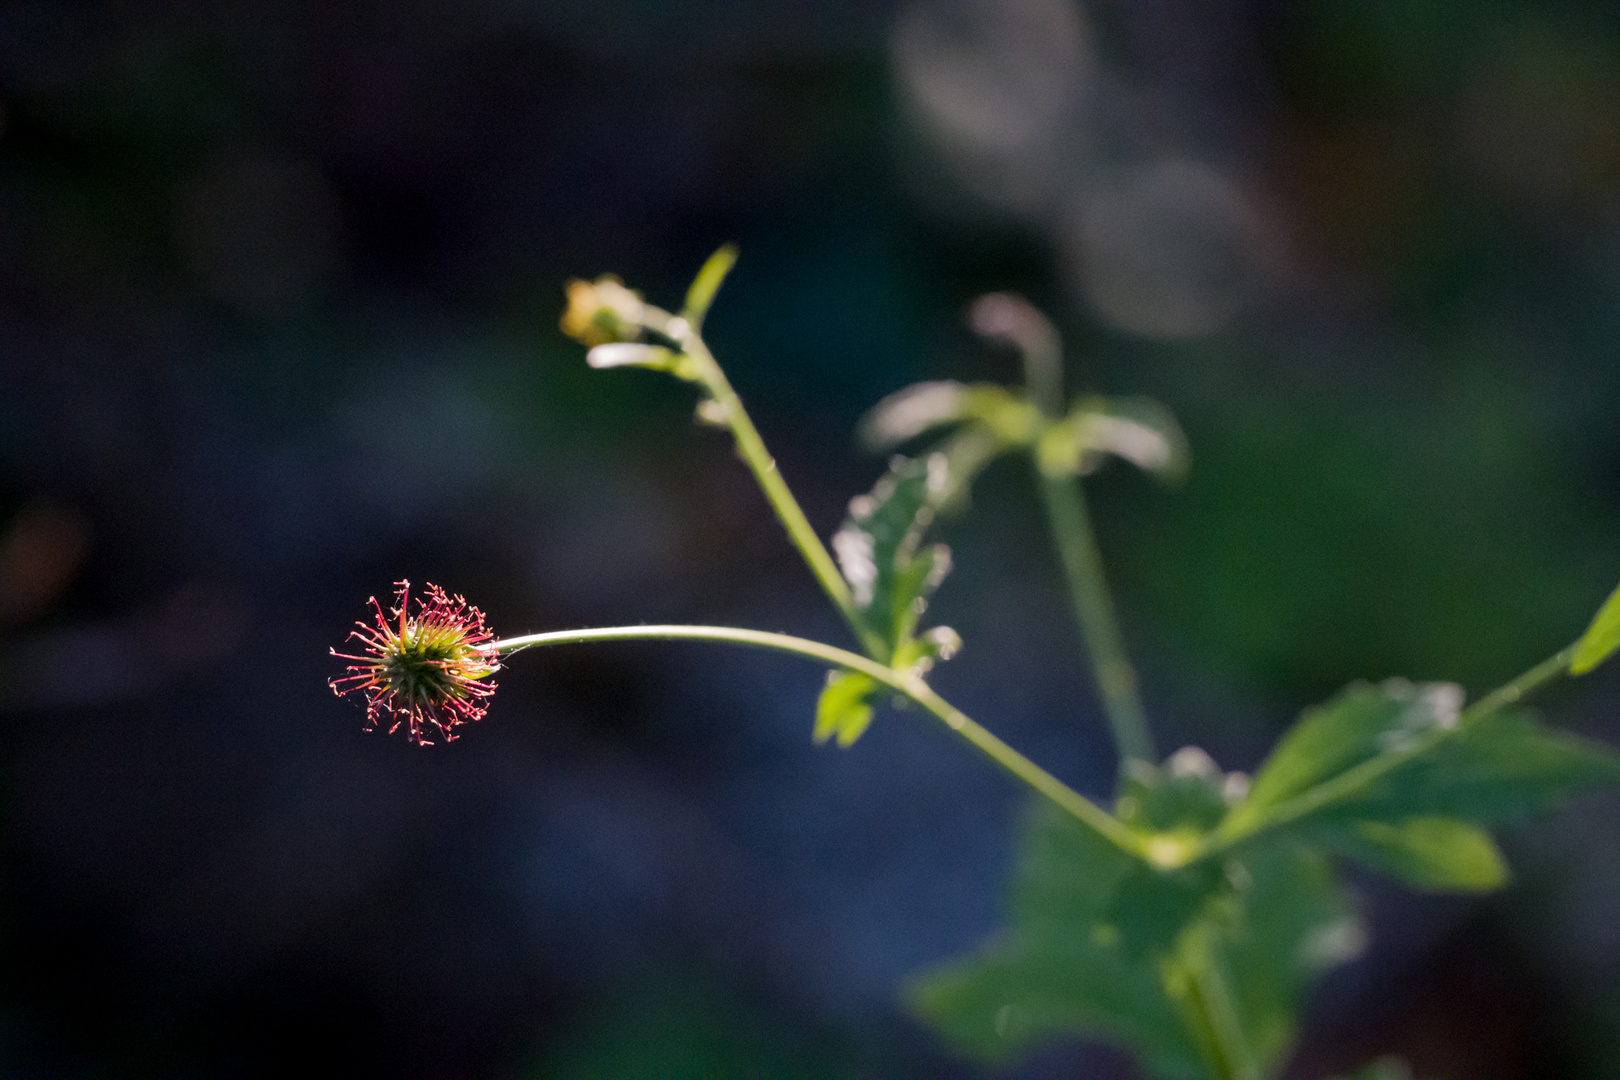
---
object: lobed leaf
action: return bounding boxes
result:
[1312,816,1508,892]
[1227,680,1464,835]
[1228,679,1620,845]
[1572,579,1620,675]
[831,454,953,661]
[909,803,1203,1078]
[1212,842,1363,1072]
[1346,707,1620,825]
[813,670,878,747]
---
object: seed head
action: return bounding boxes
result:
[330,580,499,745]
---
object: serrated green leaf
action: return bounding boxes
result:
[1348,708,1620,825]
[1314,817,1508,892]
[1573,580,1620,675]
[813,670,877,747]
[1229,679,1620,844]
[681,243,738,330]
[832,455,953,660]
[908,803,1204,1078]
[1228,680,1464,834]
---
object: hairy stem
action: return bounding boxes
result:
[493,624,1142,855]
[675,329,889,660]
[1040,474,1157,768]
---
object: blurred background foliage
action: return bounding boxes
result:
[2,0,1620,1077]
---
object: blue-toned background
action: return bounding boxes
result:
[4,2,1620,1076]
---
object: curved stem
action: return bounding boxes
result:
[675,330,888,660]
[493,624,1142,855]
[1040,473,1156,768]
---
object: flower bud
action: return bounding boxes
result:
[560,275,646,346]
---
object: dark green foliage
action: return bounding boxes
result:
[909,804,1205,1079]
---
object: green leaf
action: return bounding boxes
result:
[1228,680,1464,834]
[1036,396,1188,482]
[1350,708,1620,825]
[1213,843,1363,1072]
[1228,679,1620,843]
[681,243,738,330]
[1573,580,1620,674]
[1314,817,1508,892]
[812,670,877,748]
[909,803,1205,1078]
[832,455,952,660]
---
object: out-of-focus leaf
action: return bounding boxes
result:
[909,804,1204,1078]
[1106,859,1226,958]
[813,670,877,747]
[1331,1057,1417,1080]
[1227,680,1464,835]
[858,382,1039,512]
[1347,708,1620,825]
[1213,843,1363,1073]
[832,454,952,660]
[1037,396,1188,482]
[1572,580,1620,674]
[859,381,973,448]
[1117,748,1233,835]
[891,625,962,676]
[1314,816,1508,892]
[681,243,738,330]
[1229,679,1620,841]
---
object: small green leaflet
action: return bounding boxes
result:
[681,243,738,330]
[813,670,877,747]
[1572,579,1620,675]
[1036,396,1189,483]
[1311,817,1508,893]
[832,454,953,661]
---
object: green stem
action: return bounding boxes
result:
[1040,474,1156,768]
[1208,645,1576,855]
[675,329,889,660]
[1163,922,1259,1080]
[492,624,1142,855]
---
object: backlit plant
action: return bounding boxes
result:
[334,247,1620,1080]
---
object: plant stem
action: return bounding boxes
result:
[1040,474,1157,768]
[675,328,889,660]
[989,292,1155,770]
[493,624,1143,855]
[1164,922,1259,1080]
[1208,645,1576,855]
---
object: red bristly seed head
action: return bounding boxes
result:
[330,580,499,746]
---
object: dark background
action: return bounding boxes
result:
[3,1,1620,1076]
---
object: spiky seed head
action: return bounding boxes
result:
[330,580,499,746]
